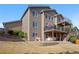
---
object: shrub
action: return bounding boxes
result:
[68,36,77,43]
[8,30,20,35]
[7,29,27,38]
[18,31,27,38]
[12,29,21,36]
[7,30,13,35]
[0,30,5,35]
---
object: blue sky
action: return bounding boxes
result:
[0,4,79,29]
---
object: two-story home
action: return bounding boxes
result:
[3,6,72,41]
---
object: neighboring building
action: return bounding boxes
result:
[3,6,72,41]
[0,28,5,31]
[3,20,22,30]
[72,26,79,36]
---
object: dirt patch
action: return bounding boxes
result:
[0,41,79,54]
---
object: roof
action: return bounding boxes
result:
[40,9,58,14]
[28,5,50,8]
[54,14,64,18]
[3,20,22,25]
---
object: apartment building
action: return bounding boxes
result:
[3,6,72,41]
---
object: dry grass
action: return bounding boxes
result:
[0,41,79,54]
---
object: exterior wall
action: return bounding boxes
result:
[29,8,50,41]
[54,16,58,25]
[41,12,45,41]
[44,11,57,27]
[56,16,64,31]
[30,8,42,40]
[22,9,30,41]
[57,15,64,22]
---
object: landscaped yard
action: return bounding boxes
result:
[0,41,79,54]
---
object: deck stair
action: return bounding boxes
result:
[63,33,73,41]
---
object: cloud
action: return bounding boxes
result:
[0,23,4,28]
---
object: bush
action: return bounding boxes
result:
[8,30,20,35]
[18,31,27,38]
[12,29,21,36]
[8,30,13,35]
[7,29,27,38]
[68,36,77,43]
[0,30,5,35]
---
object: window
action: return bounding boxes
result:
[45,15,52,21]
[49,16,50,20]
[52,17,53,21]
[32,21,38,28]
[32,32,37,37]
[32,10,37,17]
[45,15,48,19]
[58,18,61,22]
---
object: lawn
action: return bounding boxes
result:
[0,41,79,54]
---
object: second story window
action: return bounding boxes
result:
[32,10,37,17]
[32,21,38,28]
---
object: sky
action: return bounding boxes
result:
[0,4,79,29]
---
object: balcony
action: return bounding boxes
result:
[64,18,71,24]
[44,25,66,33]
[57,18,72,26]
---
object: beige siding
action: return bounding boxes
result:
[22,9,30,41]
[29,8,50,41]
[29,8,42,41]
[41,12,45,41]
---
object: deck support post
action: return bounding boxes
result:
[60,33,61,41]
[56,33,57,41]
[52,32,54,41]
